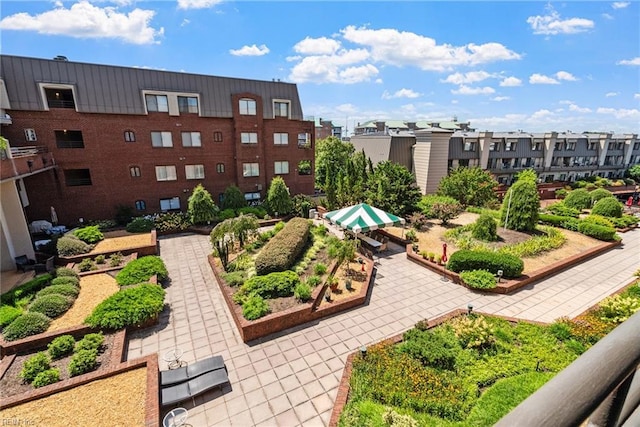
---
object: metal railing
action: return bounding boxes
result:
[496,309,640,427]
[10,146,49,158]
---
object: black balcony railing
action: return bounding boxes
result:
[47,99,75,109]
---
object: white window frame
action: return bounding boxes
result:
[463,142,476,152]
[160,197,181,211]
[181,132,202,147]
[243,163,259,177]
[241,132,258,144]
[155,165,177,181]
[274,133,289,145]
[239,98,257,115]
[24,128,37,142]
[244,192,261,201]
[151,131,173,147]
[177,96,199,114]
[505,141,516,151]
[185,164,205,180]
[130,166,141,177]
[298,133,310,147]
[38,83,78,111]
[145,94,169,112]
[273,99,291,118]
[274,161,289,175]
[489,142,499,151]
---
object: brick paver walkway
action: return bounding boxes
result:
[127,227,640,426]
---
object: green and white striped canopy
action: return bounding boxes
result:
[324,203,406,233]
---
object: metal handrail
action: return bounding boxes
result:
[10,146,49,158]
[496,309,640,427]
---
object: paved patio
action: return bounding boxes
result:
[127,227,640,426]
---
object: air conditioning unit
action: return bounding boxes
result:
[24,128,37,142]
[257,184,262,191]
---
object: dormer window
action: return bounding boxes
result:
[39,84,77,110]
[273,100,290,118]
[145,94,169,112]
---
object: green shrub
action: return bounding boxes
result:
[75,332,105,352]
[549,321,572,341]
[0,305,22,329]
[73,226,104,244]
[0,274,53,307]
[498,226,566,258]
[238,206,267,218]
[36,284,80,300]
[48,335,76,359]
[591,197,623,218]
[598,295,640,324]
[153,212,191,233]
[20,352,51,383]
[610,215,640,229]
[242,295,270,320]
[306,275,322,287]
[589,188,613,204]
[2,312,51,341]
[399,328,461,370]
[500,170,539,232]
[294,282,312,301]
[314,263,328,275]
[57,235,91,256]
[29,294,73,318]
[77,258,97,272]
[254,218,311,276]
[68,349,98,377]
[472,213,498,241]
[32,368,61,388]
[55,267,79,279]
[460,270,497,289]
[115,256,168,286]
[126,217,154,233]
[577,222,617,241]
[418,195,462,218]
[95,255,106,264]
[545,202,580,218]
[451,315,495,349]
[555,188,568,199]
[582,215,614,228]
[109,252,124,267]
[564,189,592,210]
[447,250,524,278]
[217,208,236,221]
[382,408,419,427]
[222,271,246,287]
[237,271,300,300]
[85,283,165,329]
[51,276,80,288]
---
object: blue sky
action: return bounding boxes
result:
[1,1,639,134]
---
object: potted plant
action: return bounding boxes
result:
[427,252,435,262]
[435,254,442,265]
[345,278,353,291]
[328,275,339,292]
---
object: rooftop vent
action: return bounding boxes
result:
[53,55,68,61]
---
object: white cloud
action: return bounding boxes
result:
[335,103,358,115]
[451,99,459,104]
[527,5,594,35]
[555,71,577,81]
[529,73,559,84]
[491,96,510,101]
[289,48,373,83]
[451,85,495,95]
[530,109,554,120]
[441,71,495,85]
[605,92,618,97]
[617,57,640,66]
[382,88,422,99]
[569,104,592,113]
[500,77,522,87]
[293,37,341,55]
[635,93,640,100]
[602,13,614,20]
[229,44,270,56]
[338,64,379,84]
[181,19,190,27]
[177,0,223,9]
[559,100,573,105]
[596,107,640,120]
[0,0,164,44]
[375,78,383,84]
[612,2,630,9]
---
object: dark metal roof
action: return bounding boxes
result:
[0,55,304,119]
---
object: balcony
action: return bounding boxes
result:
[1,146,56,182]
[0,113,11,125]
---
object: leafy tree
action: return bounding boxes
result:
[292,194,313,218]
[210,219,235,271]
[266,176,293,216]
[315,137,355,190]
[365,161,421,216]
[221,185,247,211]
[328,238,357,277]
[432,200,462,225]
[232,214,259,247]
[626,164,640,182]
[188,184,219,224]
[438,166,498,207]
[501,169,540,232]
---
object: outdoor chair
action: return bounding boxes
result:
[160,355,226,387]
[32,256,55,274]
[14,255,36,273]
[160,368,230,407]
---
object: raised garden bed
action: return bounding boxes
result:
[58,230,157,265]
[69,253,137,276]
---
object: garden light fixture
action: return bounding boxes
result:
[467,303,474,315]
[360,346,367,359]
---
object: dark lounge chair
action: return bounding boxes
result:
[161,368,229,407]
[160,355,225,387]
[14,255,36,273]
[33,256,55,274]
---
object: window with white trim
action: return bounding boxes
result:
[181,132,201,147]
[504,141,516,151]
[155,165,177,181]
[489,142,499,151]
[463,142,476,151]
[243,163,259,177]
[130,166,141,177]
[274,133,288,145]
[297,133,310,148]
[151,131,173,147]
[532,141,542,151]
[124,131,136,142]
[275,161,289,175]
[239,98,256,115]
[241,132,258,144]
[145,94,169,112]
[160,197,180,211]
[185,164,205,179]
[244,192,261,201]
[177,96,199,114]
[273,101,290,118]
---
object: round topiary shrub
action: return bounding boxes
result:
[32,368,61,388]
[29,294,73,319]
[563,189,592,211]
[242,295,270,320]
[589,188,613,205]
[48,335,76,359]
[36,284,80,300]
[3,312,51,341]
[51,276,80,288]
[591,197,623,218]
[115,256,168,286]
[57,235,91,257]
[55,267,79,279]
[472,213,498,241]
[85,283,165,330]
[459,269,498,289]
[126,217,154,233]
[73,225,104,244]
[20,352,51,383]
[68,349,98,377]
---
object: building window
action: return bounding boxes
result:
[44,88,75,109]
[24,128,37,142]
[181,132,201,147]
[146,94,169,112]
[588,141,597,150]
[298,133,310,148]
[274,133,289,145]
[298,160,311,175]
[566,141,576,150]
[555,141,563,151]
[178,96,199,114]
[273,101,290,118]
[130,166,141,177]
[216,163,225,173]
[617,142,624,150]
[489,142,499,151]
[64,169,92,186]
[243,163,259,177]
[155,165,177,181]
[214,131,223,142]
[160,197,181,211]
[185,164,205,180]
[241,132,258,144]
[505,141,516,151]
[244,192,261,204]
[135,200,146,211]
[239,98,257,115]
[463,142,476,152]
[275,161,289,175]
[532,141,542,151]
[55,130,84,148]
[151,131,173,147]
[124,131,136,142]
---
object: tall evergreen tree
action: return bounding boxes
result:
[501,169,540,232]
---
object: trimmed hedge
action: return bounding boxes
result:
[36,284,80,300]
[51,276,80,288]
[29,294,74,318]
[545,202,580,218]
[73,225,104,244]
[589,188,613,204]
[577,222,618,241]
[55,267,79,279]
[611,215,640,229]
[0,274,53,306]
[126,217,154,233]
[85,283,165,330]
[57,235,91,256]
[0,305,22,328]
[538,214,580,231]
[3,312,51,341]
[447,250,524,278]
[115,256,168,286]
[591,197,623,218]
[564,189,592,211]
[460,269,498,289]
[254,218,311,276]
[238,271,300,300]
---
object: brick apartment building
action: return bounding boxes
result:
[0,55,315,226]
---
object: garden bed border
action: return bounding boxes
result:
[69,252,138,277]
[58,230,157,265]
